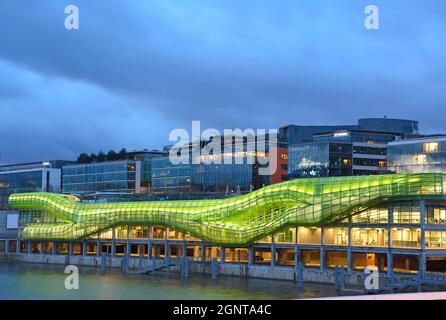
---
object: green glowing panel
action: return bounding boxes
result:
[8,173,445,245]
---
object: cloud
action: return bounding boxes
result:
[0,0,445,163]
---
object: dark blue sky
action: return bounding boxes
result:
[0,0,445,164]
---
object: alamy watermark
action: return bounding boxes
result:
[364,265,379,290]
[364,5,379,30]
[169,121,278,176]
[64,265,79,290]
[63,4,378,31]
[65,5,79,30]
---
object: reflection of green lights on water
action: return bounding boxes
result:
[0,262,353,300]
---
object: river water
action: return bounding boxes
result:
[0,261,358,300]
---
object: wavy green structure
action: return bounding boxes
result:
[8,173,445,245]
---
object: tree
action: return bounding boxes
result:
[117,148,127,160]
[106,150,118,161]
[89,153,98,163]
[77,153,91,163]
[97,150,107,162]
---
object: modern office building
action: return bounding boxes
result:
[6,173,446,282]
[388,135,446,174]
[62,160,142,195]
[288,129,397,178]
[0,161,70,253]
[279,117,418,144]
[126,149,168,191]
[151,135,288,194]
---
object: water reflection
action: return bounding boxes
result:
[0,262,354,300]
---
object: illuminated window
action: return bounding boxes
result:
[412,154,427,164]
[423,142,439,153]
[342,159,350,167]
[323,228,348,246]
[378,160,386,167]
[391,229,420,248]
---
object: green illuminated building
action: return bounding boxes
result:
[9,173,445,246]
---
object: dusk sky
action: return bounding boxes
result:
[0,0,445,164]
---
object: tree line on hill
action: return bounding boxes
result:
[76,148,128,163]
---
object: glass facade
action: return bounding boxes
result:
[151,156,268,193]
[151,157,191,192]
[288,142,330,178]
[288,142,353,178]
[388,138,446,174]
[62,160,138,194]
[0,171,43,210]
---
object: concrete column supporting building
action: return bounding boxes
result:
[200,243,205,262]
[111,240,116,258]
[147,240,152,259]
[387,205,394,280]
[69,242,73,256]
[294,245,300,267]
[220,247,225,263]
[248,247,254,265]
[82,242,87,256]
[182,243,187,258]
[320,228,325,271]
[126,241,130,258]
[111,229,116,258]
[52,242,56,255]
[27,240,31,255]
[347,218,352,272]
[271,245,275,267]
[96,240,101,257]
[419,200,427,278]
[40,242,44,255]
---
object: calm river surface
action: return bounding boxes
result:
[0,261,357,300]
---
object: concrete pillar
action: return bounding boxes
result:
[294,245,300,267]
[165,242,169,259]
[271,245,275,267]
[40,242,44,255]
[148,240,152,259]
[248,247,254,265]
[420,200,426,279]
[27,241,32,255]
[52,242,56,255]
[16,240,20,254]
[96,240,101,257]
[200,243,205,262]
[182,243,187,258]
[387,204,393,248]
[5,240,9,254]
[220,247,226,263]
[320,228,325,271]
[126,241,130,258]
[387,251,393,280]
[111,239,116,258]
[295,226,299,244]
[387,205,393,280]
[69,242,73,256]
[347,218,352,272]
[82,242,87,256]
